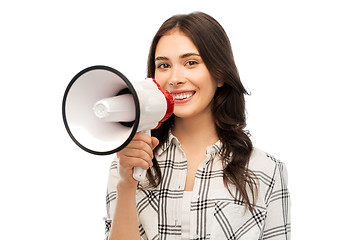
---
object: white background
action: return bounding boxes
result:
[1,0,336,239]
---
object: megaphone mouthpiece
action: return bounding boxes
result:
[154,80,174,125]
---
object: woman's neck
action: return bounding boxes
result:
[172,112,219,149]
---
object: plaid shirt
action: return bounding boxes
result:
[105,133,291,239]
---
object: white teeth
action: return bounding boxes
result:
[173,92,194,100]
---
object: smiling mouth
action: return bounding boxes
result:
[170,91,196,101]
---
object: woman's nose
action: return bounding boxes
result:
[169,67,185,87]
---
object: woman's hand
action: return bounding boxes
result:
[110,132,158,240]
[116,132,159,190]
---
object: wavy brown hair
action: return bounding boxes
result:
[146,12,257,211]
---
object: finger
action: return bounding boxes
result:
[131,132,152,145]
[151,137,159,150]
[124,139,154,159]
[119,155,152,170]
[122,148,153,165]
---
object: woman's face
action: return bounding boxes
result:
[154,29,221,120]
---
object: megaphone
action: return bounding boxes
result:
[62,65,174,181]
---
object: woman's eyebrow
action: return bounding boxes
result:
[155,53,200,62]
[180,53,200,59]
[155,56,169,62]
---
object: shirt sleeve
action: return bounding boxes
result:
[104,156,119,240]
[263,161,291,239]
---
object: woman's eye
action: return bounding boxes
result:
[157,63,170,69]
[186,61,198,67]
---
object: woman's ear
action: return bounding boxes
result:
[217,80,224,88]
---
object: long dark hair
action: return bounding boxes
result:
[146,12,257,211]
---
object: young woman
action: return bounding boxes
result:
[105,12,290,240]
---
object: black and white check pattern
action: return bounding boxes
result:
[105,133,291,239]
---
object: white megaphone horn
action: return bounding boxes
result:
[62,65,174,181]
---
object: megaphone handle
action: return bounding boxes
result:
[132,129,151,181]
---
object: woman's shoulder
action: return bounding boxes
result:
[248,148,289,207]
[248,147,287,176]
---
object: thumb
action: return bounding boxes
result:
[151,137,159,150]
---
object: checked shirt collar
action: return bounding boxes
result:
[156,130,223,158]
